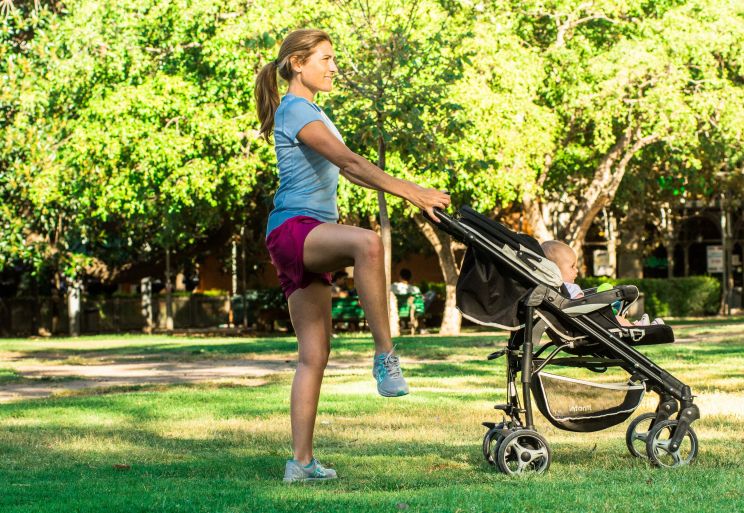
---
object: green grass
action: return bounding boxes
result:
[1,322,744,512]
[0,368,22,384]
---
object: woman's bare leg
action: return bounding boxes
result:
[302,223,392,355]
[287,280,332,465]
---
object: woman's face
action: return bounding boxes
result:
[293,41,338,94]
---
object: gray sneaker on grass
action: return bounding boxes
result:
[283,458,337,483]
[373,348,410,397]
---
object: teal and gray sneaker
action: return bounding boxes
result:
[373,348,410,397]
[283,458,338,483]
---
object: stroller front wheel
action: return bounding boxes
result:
[496,429,551,475]
[482,423,507,466]
[645,419,699,467]
[626,412,658,458]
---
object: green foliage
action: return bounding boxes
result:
[451,8,556,212]
[192,289,229,297]
[419,280,445,296]
[0,0,285,279]
[2,0,743,291]
[613,0,744,222]
[578,276,721,317]
[323,0,474,218]
[241,287,287,311]
[515,0,744,242]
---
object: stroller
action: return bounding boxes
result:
[428,206,700,475]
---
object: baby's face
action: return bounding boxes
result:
[556,248,579,284]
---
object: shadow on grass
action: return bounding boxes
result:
[2,334,511,363]
[1,371,742,513]
[405,361,496,378]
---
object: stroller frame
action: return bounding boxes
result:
[430,206,701,474]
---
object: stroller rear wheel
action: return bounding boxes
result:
[626,412,657,458]
[645,419,699,467]
[496,430,551,475]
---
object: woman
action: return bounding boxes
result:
[254,29,450,483]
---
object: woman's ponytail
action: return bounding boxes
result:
[255,60,280,142]
[254,29,332,143]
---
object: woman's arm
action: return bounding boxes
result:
[297,120,450,219]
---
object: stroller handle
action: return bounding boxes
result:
[423,207,470,242]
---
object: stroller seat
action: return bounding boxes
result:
[541,286,675,347]
[545,317,675,348]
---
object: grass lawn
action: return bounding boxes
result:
[1,320,744,512]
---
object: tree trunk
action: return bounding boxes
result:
[720,201,732,316]
[230,236,238,327]
[165,247,174,331]
[662,239,675,279]
[68,278,82,337]
[659,204,676,279]
[141,277,153,333]
[521,155,555,242]
[604,208,618,278]
[52,272,61,334]
[617,204,644,278]
[562,128,659,260]
[521,190,554,242]
[241,226,248,329]
[414,214,461,335]
[377,132,398,337]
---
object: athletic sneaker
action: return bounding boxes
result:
[283,458,337,483]
[373,348,410,397]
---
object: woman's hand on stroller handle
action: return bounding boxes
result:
[406,184,450,222]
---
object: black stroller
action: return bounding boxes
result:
[428,206,700,475]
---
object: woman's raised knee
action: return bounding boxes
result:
[353,230,383,262]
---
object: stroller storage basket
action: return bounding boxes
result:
[531,372,645,433]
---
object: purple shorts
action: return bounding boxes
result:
[266,216,332,299]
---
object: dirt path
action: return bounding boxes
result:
[0,359,364,403]
[1,324,741,403]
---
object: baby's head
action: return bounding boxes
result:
[541,240,578,284]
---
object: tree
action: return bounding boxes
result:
[324,0,473,334]
[324,1,556,334]
[516,0,744,264]
[1,0,285,294]
[592,0,744,282]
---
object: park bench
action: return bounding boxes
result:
[231,290,429,333]
[396,293,426,335]
[331,293,426,334]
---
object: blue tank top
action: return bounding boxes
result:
[265,93,344,237]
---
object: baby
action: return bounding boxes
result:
[540,240,662,326]
[541,240,582,300]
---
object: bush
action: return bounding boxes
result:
[419,281,446,297]
[195,289,230,297]
[577,276,721,318]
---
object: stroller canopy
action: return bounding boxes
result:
[455,206,563,329]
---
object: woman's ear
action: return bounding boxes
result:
[289,55,302,73]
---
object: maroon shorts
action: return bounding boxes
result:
[266,216,332,299]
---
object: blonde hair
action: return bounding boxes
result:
[541,240,575,264]
[254,29,332,142]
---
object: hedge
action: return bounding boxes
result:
[577,276,721,318]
